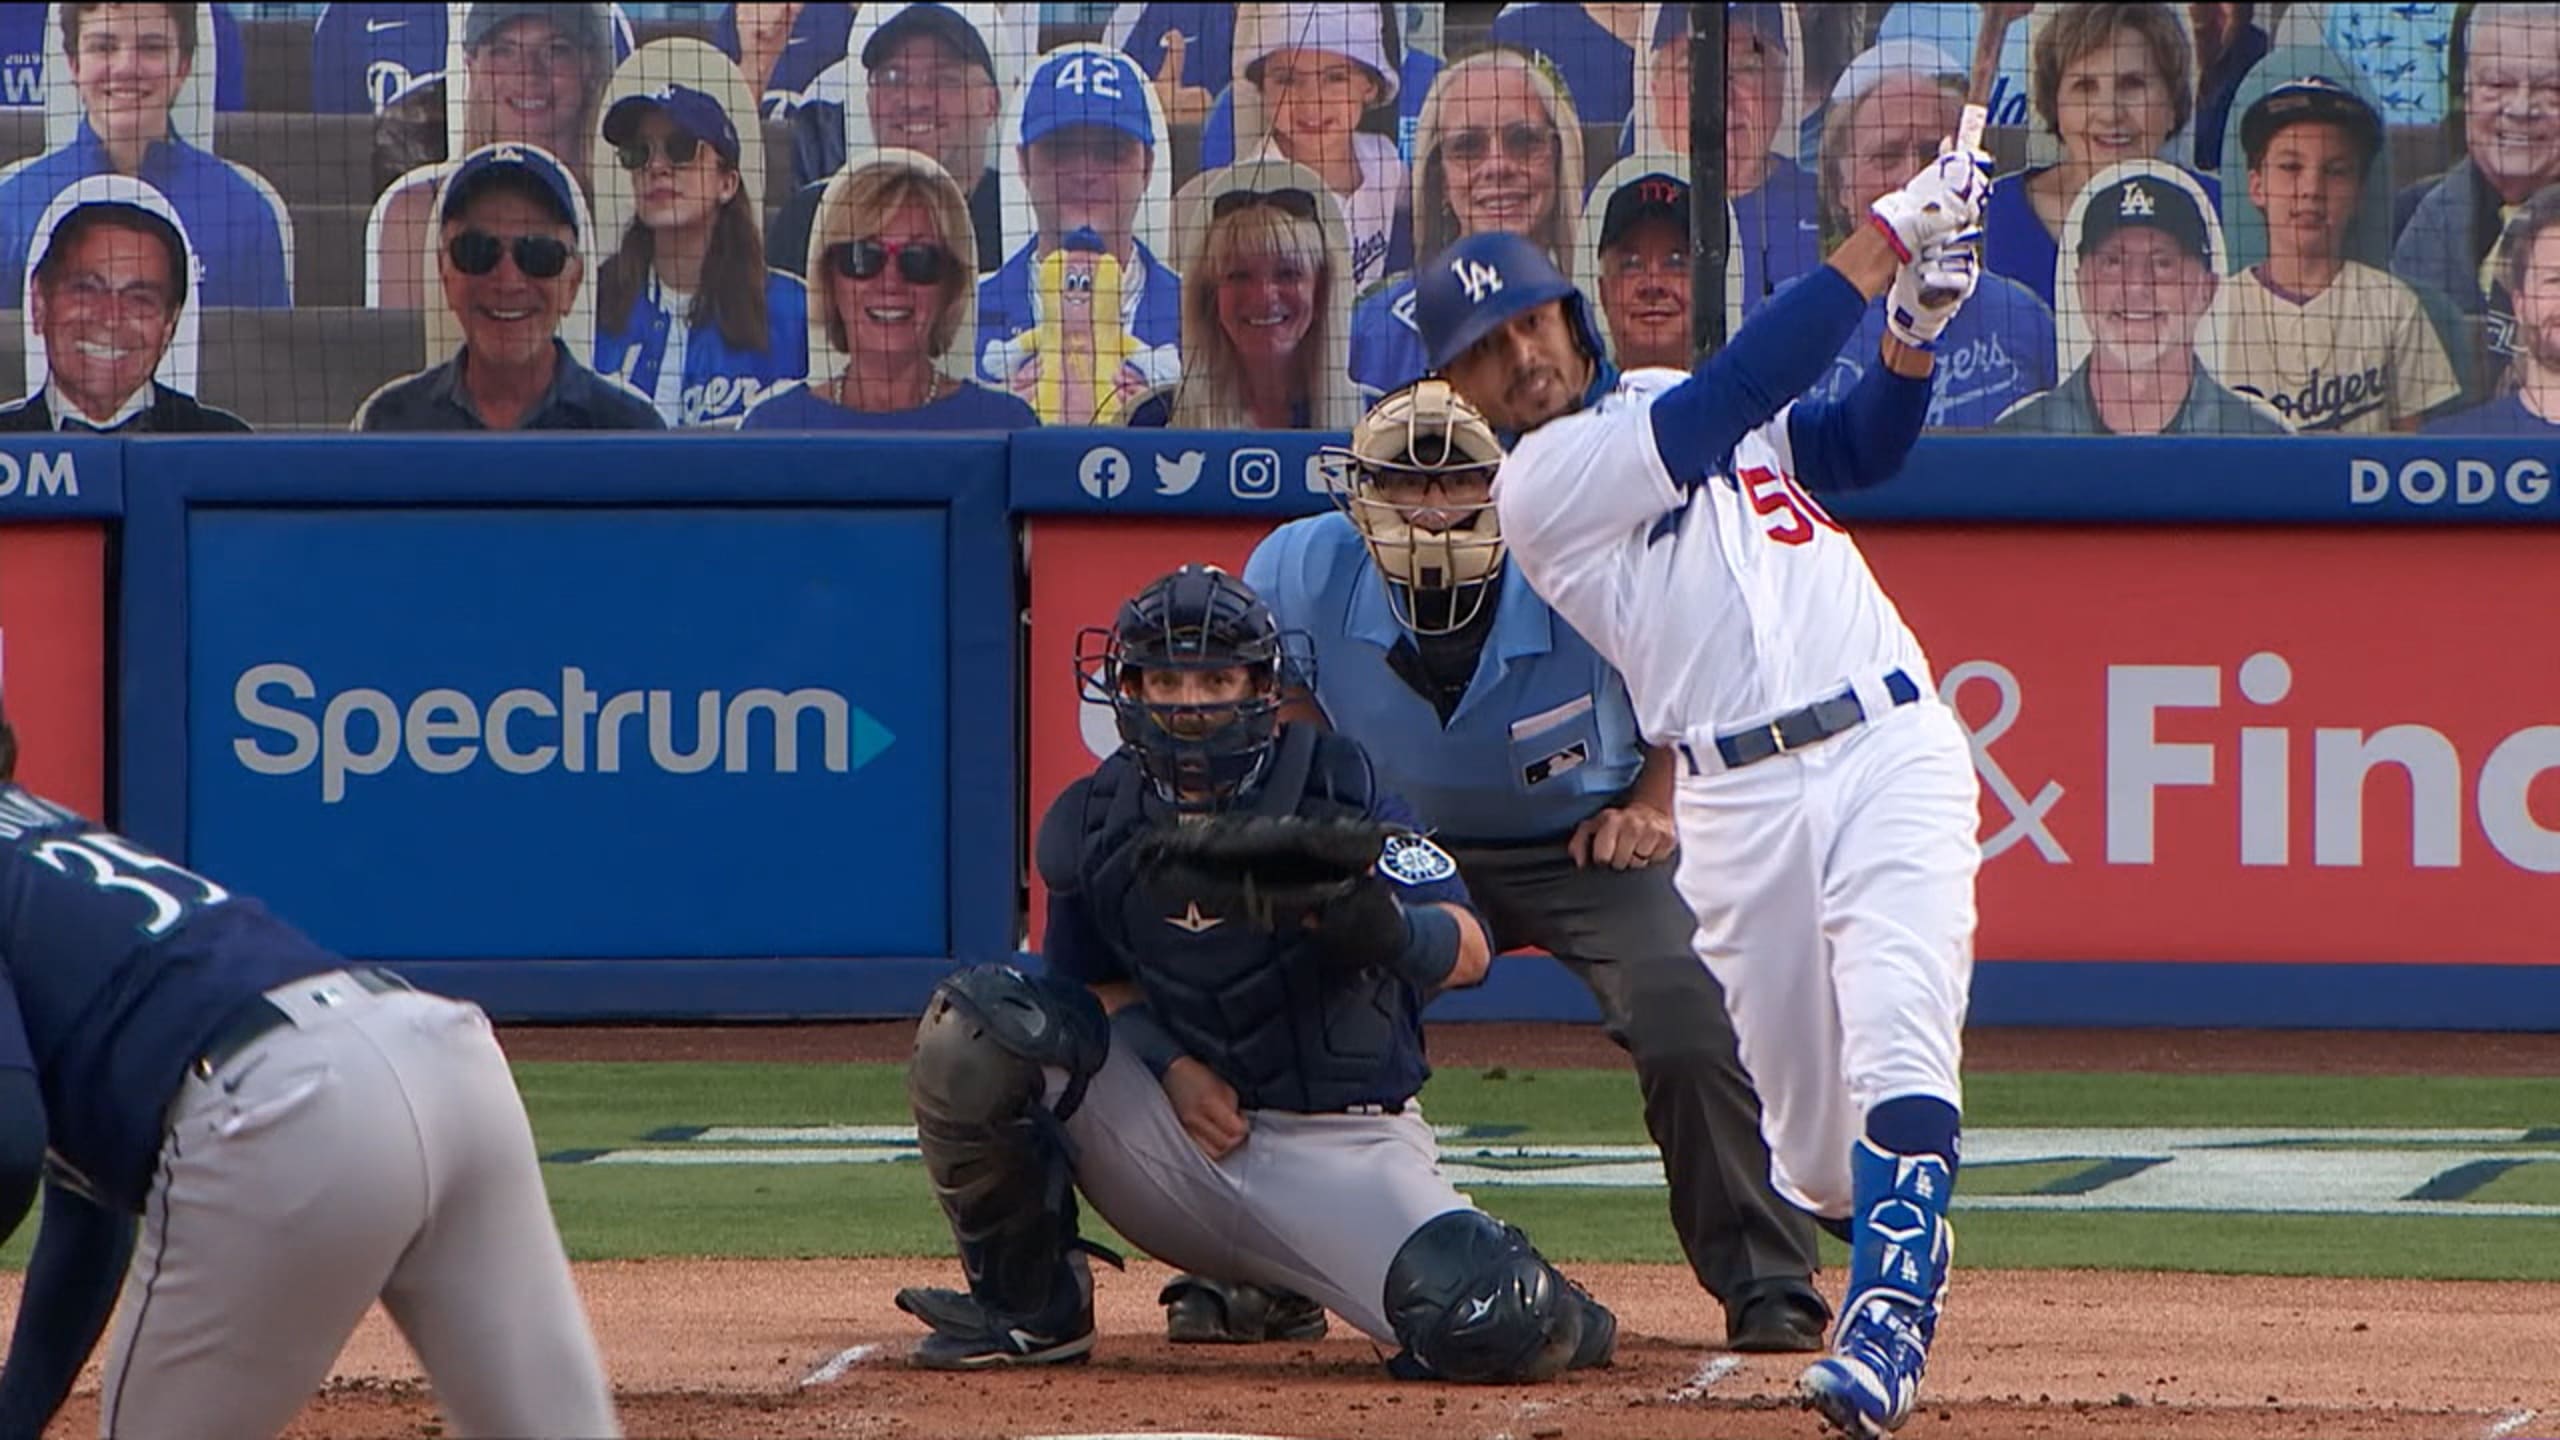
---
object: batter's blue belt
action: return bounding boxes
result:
[191,966,415,1080]
[1678,668,1923,776]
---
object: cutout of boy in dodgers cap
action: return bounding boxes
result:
[1997,160,2287,434]
[978,41,1181,420]
[2209,74,2457,433]
[1800,40,2055,429]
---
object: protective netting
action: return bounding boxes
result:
[0,3,2548,434]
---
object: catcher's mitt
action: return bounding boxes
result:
[1134,815,1406,931]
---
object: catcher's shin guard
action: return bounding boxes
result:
[1382,1210,1616,1384]
[896,966,1115,1366]
[1800,1139,1956,1437]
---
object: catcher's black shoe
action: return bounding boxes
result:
[1728,1287,1831,1354]
[896,1285,1096,1368]
[1160,1275,1331,1343]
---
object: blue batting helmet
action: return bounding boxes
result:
[1414,232,1607,372]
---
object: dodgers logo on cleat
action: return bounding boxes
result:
[1379,834,1457,886]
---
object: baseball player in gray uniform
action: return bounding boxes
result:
[894,565,1618,1383]
[0,703,617,1439]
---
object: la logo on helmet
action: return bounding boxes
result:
[1452,257,1504,303]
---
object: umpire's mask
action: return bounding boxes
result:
[1321,379,1509,637]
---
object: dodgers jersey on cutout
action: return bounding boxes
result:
[1494,369,1932,746]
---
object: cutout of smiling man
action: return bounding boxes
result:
[356,142,663,430]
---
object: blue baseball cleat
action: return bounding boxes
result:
[1799,1292,1932,1436]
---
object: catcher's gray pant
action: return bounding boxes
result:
[1445,838,1823,1318]
[1055,1043,1474,1342]
[101,970,618,1440]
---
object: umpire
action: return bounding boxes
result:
[1232,378,1829,1352]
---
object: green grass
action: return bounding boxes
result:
[16,1062,2556,1280]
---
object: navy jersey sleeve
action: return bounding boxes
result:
[1033,778,1127,985]
[0,963,30,1076]
[1372,791,1475,913]
[1785,355,1932,493]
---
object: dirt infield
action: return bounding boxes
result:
[28,1021,2549,1438]
[25,1259,2551,1439]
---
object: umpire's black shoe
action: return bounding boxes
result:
[1728,1287,1831,1354]
[1160,1274,1331,1343]
[896,1262,1098,1369]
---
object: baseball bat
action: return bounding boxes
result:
[1917,9,2012,305]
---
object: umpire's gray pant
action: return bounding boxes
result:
[102,971,619,1440]
[1446,838,1823,1318]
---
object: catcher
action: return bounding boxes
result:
[895,563,1617,1382]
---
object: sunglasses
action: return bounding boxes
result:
[1212,187,1320,221]
[827,237,953,284]
[448,229,573,279]
[1442,121,1555,164]
[615,134,711,171]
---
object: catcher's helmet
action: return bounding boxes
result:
[1319,378,1509,636]
[1075,564,1311,809]
[1414,231,1607,372]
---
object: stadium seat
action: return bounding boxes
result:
[216,112,377,210]
[0,111,37,169]
[238,19,319,116]
[291,201,372,310]
[197,307,430,430]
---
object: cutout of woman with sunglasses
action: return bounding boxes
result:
[1348,48,1586,397]
[1231,3,1409,292]
[591,75,809,427]
[739,148,1037,430]
[1130,158,1359,429]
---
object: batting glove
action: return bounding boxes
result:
[1886,232,1983,349]
[1867,146,1992,263]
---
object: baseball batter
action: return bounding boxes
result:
[895,564,1617,1383]
[0,706,617,1439]
[1413,152,1990,1438]
[1226,378,1829,1355]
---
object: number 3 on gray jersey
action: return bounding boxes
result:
[30,831,231,935]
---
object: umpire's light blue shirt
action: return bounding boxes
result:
[1245,513,1645,843]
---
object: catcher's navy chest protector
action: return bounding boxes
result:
[1078,726,1430,1112]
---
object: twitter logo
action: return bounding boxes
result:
[1155,450,1206,496]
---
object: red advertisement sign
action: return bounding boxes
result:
[1026,518,2560,966]
[0,524,109,819]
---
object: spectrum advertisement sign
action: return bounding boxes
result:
[187,508,945,959]
[1026,518,2560,970]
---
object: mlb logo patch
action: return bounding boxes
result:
[1523,740,1590,787]
[1379,834,1458,887]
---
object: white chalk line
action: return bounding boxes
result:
[1671,1354,1744,1401]
[798,1342,880,1387]
[2483,1409,2540,1439]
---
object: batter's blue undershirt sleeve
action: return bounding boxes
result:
[1787,355,1933,493]
[1648,266,1871,486]
[0,1179,134,1439]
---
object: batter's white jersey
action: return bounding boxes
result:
[1495,368,1934,750]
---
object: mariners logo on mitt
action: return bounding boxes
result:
[1379,834,1457,887]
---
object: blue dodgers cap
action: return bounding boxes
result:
[441,142,582,237]
[1415,231,1605,370]
[1021,48,1155,148]
[602,83,742,166]
[862,2,997,79]
[2076,172,2212,262]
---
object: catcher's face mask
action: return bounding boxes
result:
[1074,564,1313,812]
[1321,378,1508,637]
